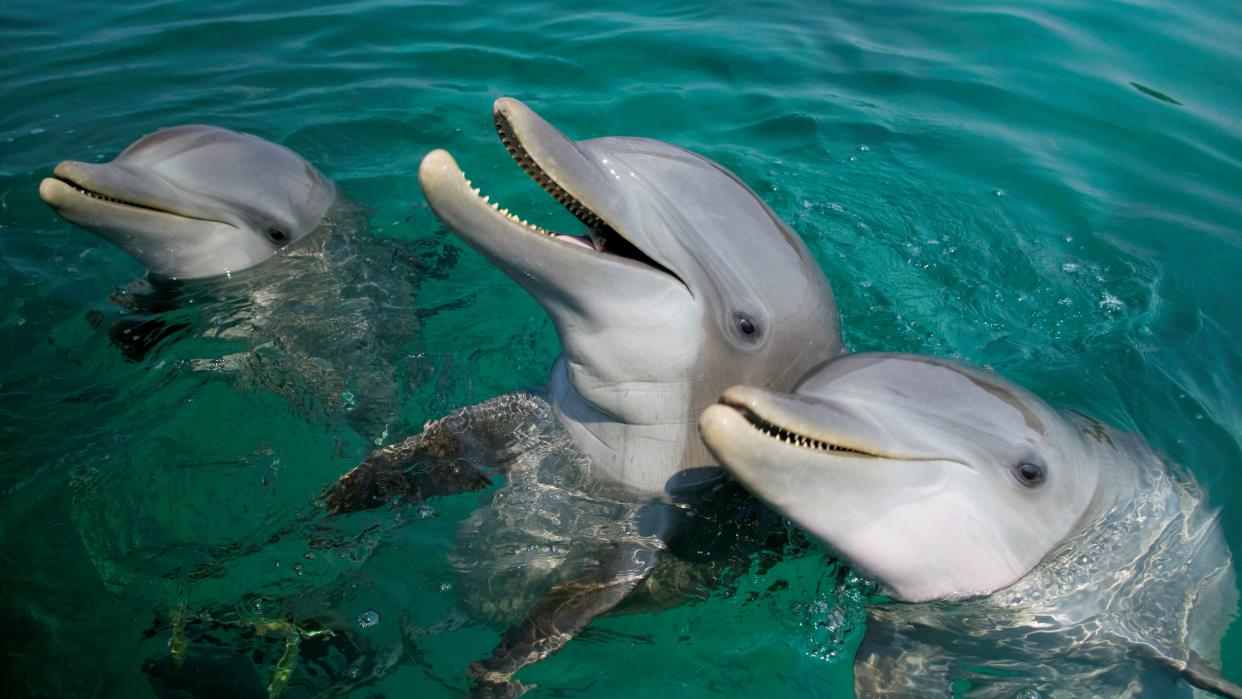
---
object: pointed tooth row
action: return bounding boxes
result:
[495,115,605,230]
[464,175,557,237]
[64,179,130,206]
[745,410,872,456]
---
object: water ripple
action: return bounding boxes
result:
[1,0,1240,695]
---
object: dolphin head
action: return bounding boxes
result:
[700,353,1101,602]
[420,98,839,494]
[39,125,337,280]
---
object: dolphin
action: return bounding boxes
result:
[37,124,445,437]
[700,352,1240,697]
[39,124,338,280]
[324,98,841,691]
[417,97,841,496]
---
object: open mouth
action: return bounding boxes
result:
[447,105,681,282]
[720,396,878,457]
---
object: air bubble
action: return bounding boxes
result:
[357,610,381,628]
[1098,293,1124,311]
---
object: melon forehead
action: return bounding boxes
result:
[798,354,1047,441]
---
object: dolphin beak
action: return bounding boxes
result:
[38,176,73,209]
[418,148,609,267]
[39,160,205,222]
[491,98,618,230]
[417,99,687,305]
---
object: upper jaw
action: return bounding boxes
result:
[706,385,970,467]
[40,160,225,225]
[712,385,886,459]
[417,98,687,291]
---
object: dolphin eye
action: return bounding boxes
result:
[735,315,757,338]
[267,227,289,244]
[1014,461,1045,487]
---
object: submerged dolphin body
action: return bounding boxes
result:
[39,124,338,280]
[325,98,841,691]
[701,352,1239,697]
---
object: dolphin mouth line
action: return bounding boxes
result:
[719,397,879,457]
[49,174,221,223]
[450,109,683,283]
[494,110,606,238]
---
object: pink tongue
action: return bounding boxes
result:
[554,234,595,250]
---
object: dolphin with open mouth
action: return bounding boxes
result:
[324,98,841,692]
[701,352,1240,698]
[412,98,841,497]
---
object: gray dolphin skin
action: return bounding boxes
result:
[39,124,338,280]
[701,352,1240,697]
[38,124,437,439]
[325,97,840,692]
[416,97,841,496]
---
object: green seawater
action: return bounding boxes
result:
[2,0,1241,695]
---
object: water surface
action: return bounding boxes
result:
[2,0,1240,695]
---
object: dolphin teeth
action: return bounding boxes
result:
[486,109,682,281]
[495,109,609,233]
[457,169,571,240]
[738,407,876,457]
[60,178,147,209]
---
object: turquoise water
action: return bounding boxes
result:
[3,0,1241,695]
